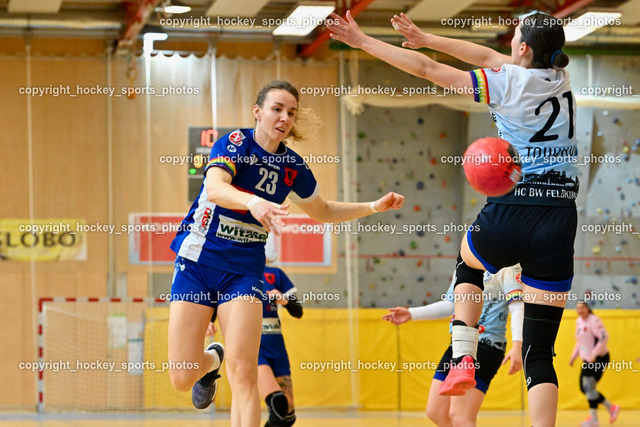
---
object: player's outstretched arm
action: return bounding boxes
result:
[501,299,524,375]
[327,11,474,96]
[383,300,455,325]
[390,13,511,69]
[382,307,412,325]
[206,167,289,235]
[296,192,404,224]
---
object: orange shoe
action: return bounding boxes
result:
[609,404,620,424]
[438,355,476,396]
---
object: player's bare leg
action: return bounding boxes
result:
[426,379,453,427]
[167,302,216,391]
[439,234,484,396]
[219,296,263,427]
[449,388,485,427]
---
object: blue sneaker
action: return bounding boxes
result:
[191,342,225,409]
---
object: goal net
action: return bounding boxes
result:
[38,297,220,412]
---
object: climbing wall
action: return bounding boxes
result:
[574,108,640,308]
[355,104,469,308]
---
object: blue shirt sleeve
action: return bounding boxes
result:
[288,160,319,204]
[275,268,297,295]
[204,130,247,178]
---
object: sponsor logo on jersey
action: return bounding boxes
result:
[284,167,297,187]
[262,317,282,334]
[201,207,213,231]
[264,272,276,284]
[216,215,268,243]
[229,129,245,145]
[227,144,237,153]
[249,154,259,165]
[490,67,502,73]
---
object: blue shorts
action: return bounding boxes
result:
[170,256,264,307]
[259,334,291,377]
[468,203,577,292]
[258,352,291,378]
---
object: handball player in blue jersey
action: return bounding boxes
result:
[167,80,404,427]
[329,10,577,426]
[257,240,302,427]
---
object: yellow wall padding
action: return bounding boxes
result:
[144,307,640,410]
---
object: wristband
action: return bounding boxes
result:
[247,195,264,210]
[370,201,378,213]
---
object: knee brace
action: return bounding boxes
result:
[522,303,564,390]
[453,254,484,291]
[581,376,599,400]
[265,391,293,427]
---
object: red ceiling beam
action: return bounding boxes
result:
[116,0,162,52]
[552,0,596,19]
[299,0,376,58]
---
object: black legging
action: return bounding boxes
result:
[579,353,610,409]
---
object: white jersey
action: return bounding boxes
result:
[470,65,578,207]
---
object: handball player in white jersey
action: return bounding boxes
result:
[328,10,577,427]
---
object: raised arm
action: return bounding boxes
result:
[296,191,404,224]
[326,11,473,94]
[390,13,512,69]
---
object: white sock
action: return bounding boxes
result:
[206,347,221,372]
[589,408,598,420]
[451,325,479,360]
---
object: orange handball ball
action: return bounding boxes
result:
[463,137,522,197]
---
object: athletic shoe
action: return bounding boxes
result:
[438,355,476,396]
[581,415,600,427]
[191,342,225,409]
[609,404,620,424]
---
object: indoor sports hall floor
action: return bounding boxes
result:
[2,409,639,426]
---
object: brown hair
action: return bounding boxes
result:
[255,80,322,144]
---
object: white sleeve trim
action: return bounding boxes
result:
[409,300,455,321]
[288,183,320,205]
[282,287,298,298]
[509,300,524,342]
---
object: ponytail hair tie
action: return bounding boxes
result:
[551,50,563,65]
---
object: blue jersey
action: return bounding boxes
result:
[170,129,319,277]
[260,266,297,359]
[445,266,523,349]
[470,65,578,207]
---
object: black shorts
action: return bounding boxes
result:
[580,353,610,383]
[468,202,577,292]
[433,342,504,393]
